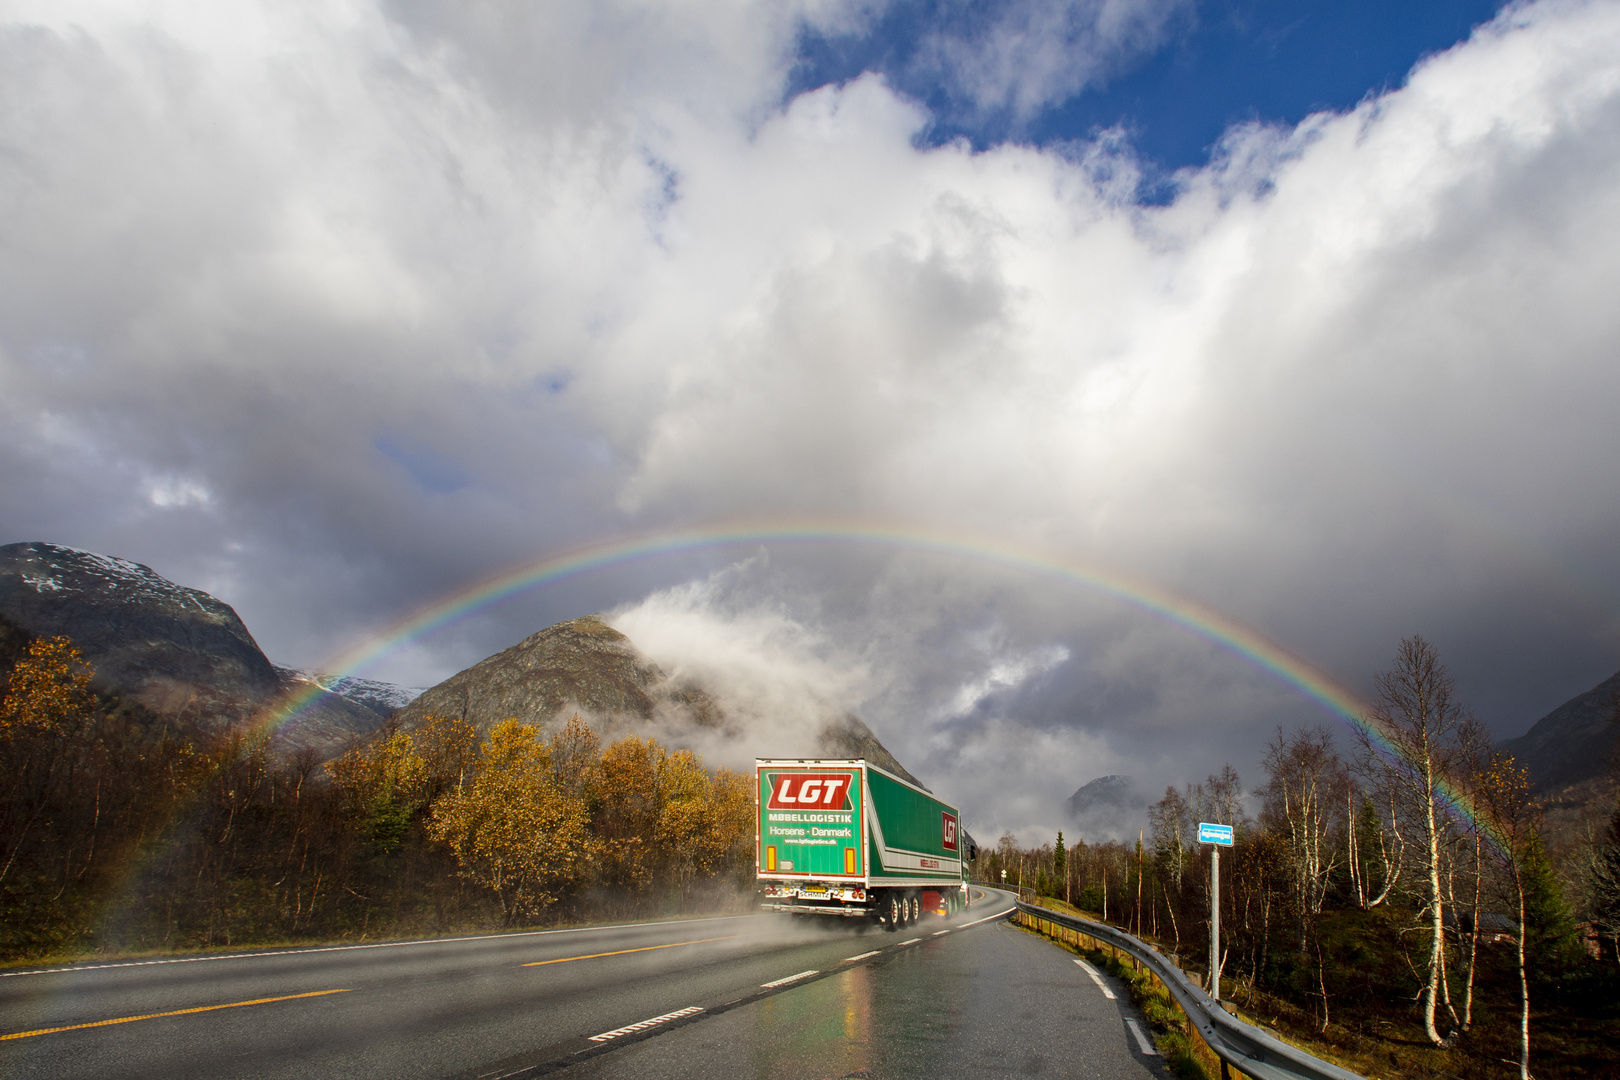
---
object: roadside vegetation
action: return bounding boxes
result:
[980,637,1620,1079]
[0,636,757,963]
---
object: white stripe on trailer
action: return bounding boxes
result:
[589,1006,702,1042]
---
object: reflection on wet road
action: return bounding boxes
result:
[564,918,1168,1080]
[0,890,1166,1079]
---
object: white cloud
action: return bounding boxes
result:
[3,0,1620,826]
[939,642,1070,720]
[145,476,212,508]
[912,0,1193,121]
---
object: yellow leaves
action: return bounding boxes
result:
[412,714,479,794]
[427,720,592,921]
[330,710,756,920]
[325,714,479,854]
[549,713,600,801]
[596,736,660,890]
[0,636,97,737]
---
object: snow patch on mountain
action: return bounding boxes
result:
[19,545,219,613]
[276,666,425,716]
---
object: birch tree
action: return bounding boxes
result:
[1478,754,1538,1080]
[1356,636,1482,1046]
[1261,724,1348,953]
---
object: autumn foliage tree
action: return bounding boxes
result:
[1,637,99,887]
[428,720,593,923]
[1,636,205,956]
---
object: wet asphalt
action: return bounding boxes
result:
[0,890,1168,1079]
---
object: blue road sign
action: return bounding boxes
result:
[1198,822,1234,846]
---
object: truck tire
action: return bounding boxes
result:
[885,893,903,931]
[907,895,919,925]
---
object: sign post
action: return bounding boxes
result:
[1198,822,1234,1001]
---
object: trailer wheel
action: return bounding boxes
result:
[907,895,919,925]
[885,893,903,931]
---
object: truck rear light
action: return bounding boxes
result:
[765,845,777,872]
[844,847,856,874]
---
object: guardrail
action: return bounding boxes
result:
[1014,900,1366,1080]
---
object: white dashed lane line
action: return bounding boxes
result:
[761,970,818,988]
[932,929,950,936]
[589,1007,703,1043]
[1074,958,1117,1000]
[1125,1019,1159,1056]
[898,938,921,945]
[842,951,881,962]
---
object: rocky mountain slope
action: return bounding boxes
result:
[1498,666,1620,793]
[1063,774,1146,841]
[2,543,922,785]
[395,613,924,786]
[0,542,409,759]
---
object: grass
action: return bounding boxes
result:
[1021,895,1620,1080]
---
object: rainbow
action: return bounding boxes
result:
[258,519,1507,851]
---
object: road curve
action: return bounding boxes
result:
[0,888,1167,1079]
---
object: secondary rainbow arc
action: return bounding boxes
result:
[253,520,1508,852]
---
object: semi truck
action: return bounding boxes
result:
[756,758,975,929]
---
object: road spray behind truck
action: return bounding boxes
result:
[756,759,975,929]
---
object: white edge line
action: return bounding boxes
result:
[1074,959,1117,999]
[842,951,881,962]
[1125,1018,1159,1056]
[958,907,1015,928]
[761,969,818,988]
[0,914,766,979]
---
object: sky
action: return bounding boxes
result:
[4,0,1620,843]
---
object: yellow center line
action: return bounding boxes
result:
[522,935,738,967]
[1,989,352,1042]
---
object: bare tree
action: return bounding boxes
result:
[1148,786,1190,946]
[1261,724,1349,954]
[1356,636,1483,1046]
[1478,753,1539,1080]
[1346,784,1404,909]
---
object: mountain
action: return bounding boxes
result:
[306,672,427,717]
[0,542,405,760]
[1498,666,1620,793]
[0,542,917,782]
[1063,774,1146,841]
[394,613,924,786]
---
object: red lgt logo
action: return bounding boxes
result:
[941,812,958,851]
[767,773,852,810]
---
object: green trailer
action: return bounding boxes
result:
[756,759,975,929]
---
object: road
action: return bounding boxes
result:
[0,889,1168,1079]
